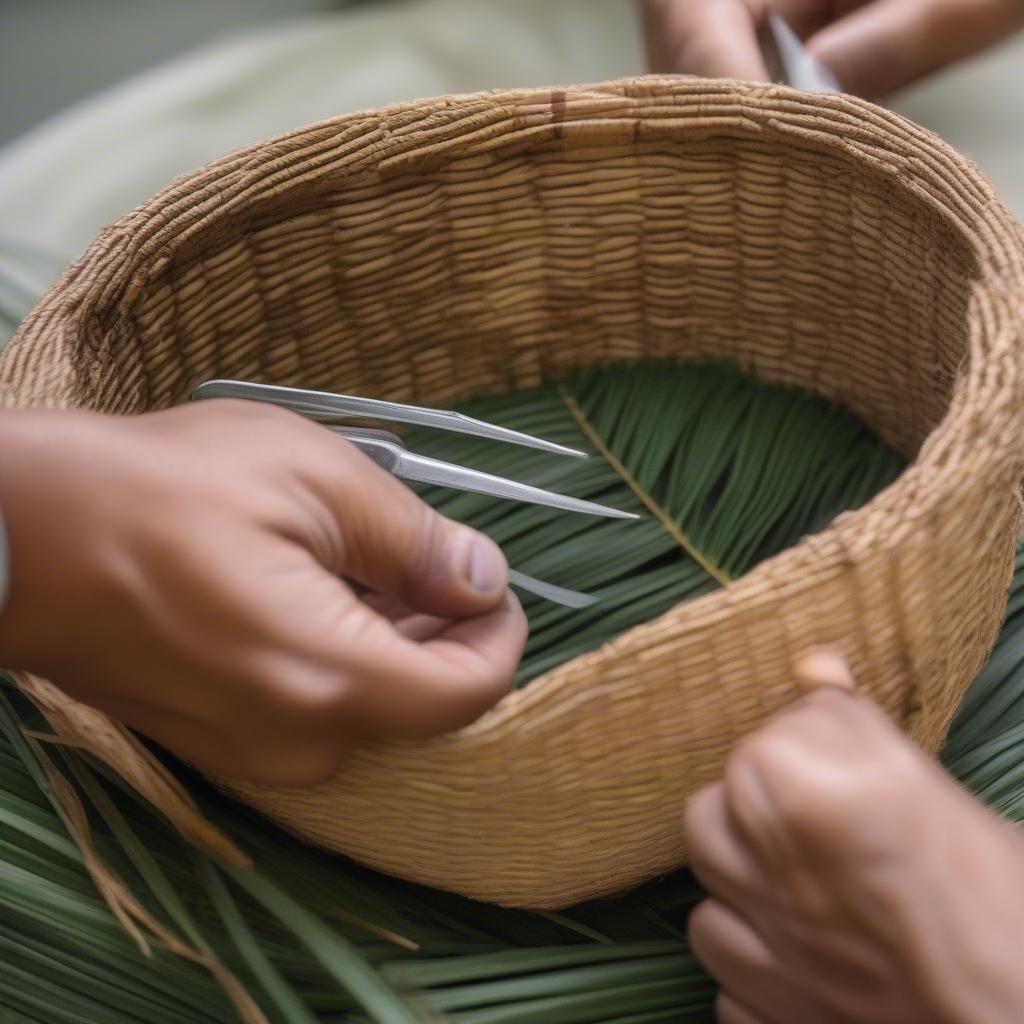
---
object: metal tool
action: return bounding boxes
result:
[193,380,586,458]
[760,11,840,92]
[194,380,633,521]
[192,379,639,608]
[325,425,633,520]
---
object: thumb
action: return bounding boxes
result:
[316,441,509,619]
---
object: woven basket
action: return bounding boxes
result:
[5,78,1024,908]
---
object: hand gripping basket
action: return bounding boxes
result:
[5,79,1024,908]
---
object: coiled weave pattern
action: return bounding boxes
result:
[5,79,1024,907]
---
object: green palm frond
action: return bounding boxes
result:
[1,359,1021,1024]
[406,362,903,685]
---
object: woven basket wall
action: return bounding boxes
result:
[5,78,1024,908]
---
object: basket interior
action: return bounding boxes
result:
[94,132,976,460]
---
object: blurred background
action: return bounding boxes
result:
[1,0,1022,338]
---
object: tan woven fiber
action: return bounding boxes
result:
[5,78,1024,908]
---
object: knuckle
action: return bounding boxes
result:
[282,674,353,727]
[428,664,513,735]
[727,708,913,838]
[465,659,516,711]
[405,502,452,581]
[687,898,714,942]
[686,900,721,965]
[728,728,787,786]
[724,729,813,831]
[682,783,718,843]
[250,662,354,732]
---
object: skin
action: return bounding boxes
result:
[0,401,527,786]
[686,652,1024,1023]
[643,0,1024,98]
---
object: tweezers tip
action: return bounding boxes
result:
[543,442,588,459]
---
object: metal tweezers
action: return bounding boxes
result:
[760,11,840,92]
[192,380,639,608]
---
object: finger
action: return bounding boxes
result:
[309,436,510,619]
[720,689,903,865]
[793,686,890,741]
[808,0,1024,98]
[688,899,780,1002]
[715,990,769,1024]
[773,0,867,39]
[389,612,455,642]
[718,691,853,864]
[326,589,528,739]
[643,0,771,79]
[360,590,453,640]
[684,782,762,898]
[360,590,413,620]
[792,649,856,693]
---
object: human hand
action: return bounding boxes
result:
[0,401,526,786]
[643,0,1024,98]
[684,651,1024,1023]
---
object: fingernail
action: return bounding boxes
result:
[793,649,856,694]
[468,537,507,594]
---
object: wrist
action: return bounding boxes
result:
[0,410,94,669]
